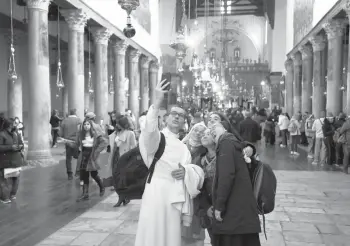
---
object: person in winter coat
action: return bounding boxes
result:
[264,116,275,145]
[0,118,24,204]
[238,111,261,147]
[209,122,261,246]
[76,119,108,202]
[340,116,350,174]
[305,114,315,159]
[288,115,301,156]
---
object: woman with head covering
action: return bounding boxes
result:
[76,119,108,202]
[181,122,207,246]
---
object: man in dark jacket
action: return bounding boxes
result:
[239,111,262,145]
[0,118,24,204]
[210,123,261,246]
[60,109,82,180]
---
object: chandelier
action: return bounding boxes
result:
[8,0,17,83]
[118,0,139,38]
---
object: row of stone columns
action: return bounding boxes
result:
[285,17,348,119]
[22,0,159,166]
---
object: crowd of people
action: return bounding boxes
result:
[4,77,349,246]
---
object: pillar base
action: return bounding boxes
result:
[26,149,57,167]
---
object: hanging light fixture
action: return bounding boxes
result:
[56,6,64,91]
[108,75,115,94]
[118,0,139,38]
[87,26,94,94]
[8,0,17,83]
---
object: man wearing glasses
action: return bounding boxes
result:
[136,79,204,246]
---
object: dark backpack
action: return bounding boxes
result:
[247,158,277,240]
[113,132,166,200]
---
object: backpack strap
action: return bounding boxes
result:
[147,132,166,184]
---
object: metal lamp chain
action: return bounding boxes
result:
[8,0,17,82]
[56,6,64,91]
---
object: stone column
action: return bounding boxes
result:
[92,27,111,124]
[299,45,313,114]
[344,6,350,114]
[149,62,159,105]
[112,40,128,113]
[323,19,345,116]
[3,29,25,120]
[60,9,87,119]
[309,35,326,119]
[128,49,141,123]
[26,0,54,166]
[140,56,152,113]
[284,59,294,116]
[291,52,302,114]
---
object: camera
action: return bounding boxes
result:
[123,24,136,38]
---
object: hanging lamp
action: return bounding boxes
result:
[118,0,139,38]
[8,0,17,83]
[56,6,64,91]
[87,26,94,94]
[109,75,115,94]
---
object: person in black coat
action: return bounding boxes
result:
[0,118,24,204]
[210,122,261,246]
[239,111,262,145]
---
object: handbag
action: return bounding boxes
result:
[4,168,21,178]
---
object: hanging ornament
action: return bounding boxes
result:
[87,25,94,94]
[8,0,17,83]
[118,0,139,38]
[88,71,94,94]
[108,75,115,94]
[56,60,64,90]
[56,6,64,90]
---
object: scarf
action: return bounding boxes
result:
[182,122,207,148]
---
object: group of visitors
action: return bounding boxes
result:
[262,108,350,174]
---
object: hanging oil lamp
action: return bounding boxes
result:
[108,75,115,94]
[56,6,64,91]
[118,0,139,38]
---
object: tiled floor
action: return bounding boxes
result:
[35,170,350,246]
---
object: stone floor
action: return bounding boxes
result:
[33,170,350,246]
[2,141,350,246]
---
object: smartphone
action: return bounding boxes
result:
[161,73,171,91]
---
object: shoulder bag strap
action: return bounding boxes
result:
[147,132,166,183]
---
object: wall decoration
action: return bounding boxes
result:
[131,0,151,34]
[294,0,314,45]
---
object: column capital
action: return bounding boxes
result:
[27,0,50,11]
[291,53,302,66]
[91,27,111,45]
[60,9,88,33]
[284,59,293,71]
[150,62,159,73]
[141,56,152,69]
[112,40,128,55]
[309,35,326,52]
[323,19,346,40]
[129,49,141,63]
[298,46,313,60]
[343,0,350,16]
